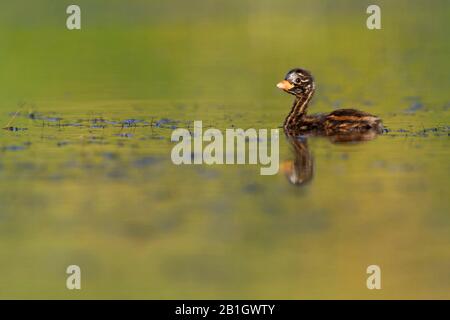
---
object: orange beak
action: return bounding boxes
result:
[276,80,294,91]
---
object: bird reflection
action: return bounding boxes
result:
[281,129,381,186]
[281,134,314,186]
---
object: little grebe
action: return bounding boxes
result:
[277,68,383,135]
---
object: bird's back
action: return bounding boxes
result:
[323,109,383,134]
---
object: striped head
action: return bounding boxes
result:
[276,68,315,97]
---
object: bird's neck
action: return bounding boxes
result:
[284,89,315,129]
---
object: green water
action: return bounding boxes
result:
[0,0,449,299]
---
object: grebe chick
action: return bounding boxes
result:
[277,68,383,135]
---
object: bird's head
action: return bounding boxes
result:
[276,68,315,97]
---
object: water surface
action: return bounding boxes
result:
[0,0,449,299]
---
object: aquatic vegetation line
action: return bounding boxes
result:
[2,107,188,131]
[2,110,21,131]
[2,102,30,131]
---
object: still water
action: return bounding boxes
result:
[0,0,449,298]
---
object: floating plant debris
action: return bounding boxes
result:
[2,126,28,132]
[115,133,134,138]
[154,118,179,129]
[2,145,26,151]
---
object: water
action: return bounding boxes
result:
[0,0,449,298]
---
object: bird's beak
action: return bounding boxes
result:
[276,80,294,91]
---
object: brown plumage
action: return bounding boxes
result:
[277,68,383,135]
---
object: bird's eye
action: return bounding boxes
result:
[295,78,301,84]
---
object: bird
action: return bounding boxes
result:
[276,68,383,135]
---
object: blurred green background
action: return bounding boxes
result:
[0,0,449,299]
